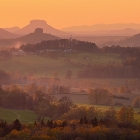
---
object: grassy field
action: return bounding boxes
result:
[66,52,122,65]
[0,108,38,124]
[0,52,122,78]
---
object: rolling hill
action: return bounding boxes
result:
[112,33,140,47]
[16,28,60,44]
[0,28,59,48]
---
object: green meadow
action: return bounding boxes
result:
[0,108,50,124]
[0,108,37,123]
[0,52,122,77]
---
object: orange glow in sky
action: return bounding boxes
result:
[0,0,140,29]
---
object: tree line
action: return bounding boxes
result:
[0,70,10,84]
[20,40,140,57]
[20,39,99,52]
[77,63,140,78]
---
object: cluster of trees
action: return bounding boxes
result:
[20,39,99,52]
[0,85,33,110]
[61,105,134,123]
[77,62,140,78]
[34,92,76,122]
[52,69,73,80]
[132,97,140,108]
[0,119,22,137]
[87,88,140,108]
[118,106,134,122]
[0,69,34,85]
[20,42,140,58]
[0,50,12,60]
[102,45,140,58]
[47,85,70,94]
[20,40,140,55]
[0,106,139,140]
[88,88,113,105]
[0,85,76,121]
[0,69,58,85]
[0,70,10,84]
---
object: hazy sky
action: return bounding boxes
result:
[1,0,140,29]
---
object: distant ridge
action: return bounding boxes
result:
[61,23,140,36]
[15,20,68,36]
[116,33,140,47]
[61,23,140,31]
[4,26,20,33]
[0,28,21,39]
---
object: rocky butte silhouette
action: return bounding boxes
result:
[15,20,68,36]
[0,28,59,48]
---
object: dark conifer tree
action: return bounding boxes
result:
[83,116,88,124]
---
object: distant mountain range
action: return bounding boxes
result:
[61,23,140,31]
[61,23,140,36]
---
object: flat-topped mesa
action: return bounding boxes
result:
[30,20,47,26]
[34,28,43,34]
[15,19,67,36]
